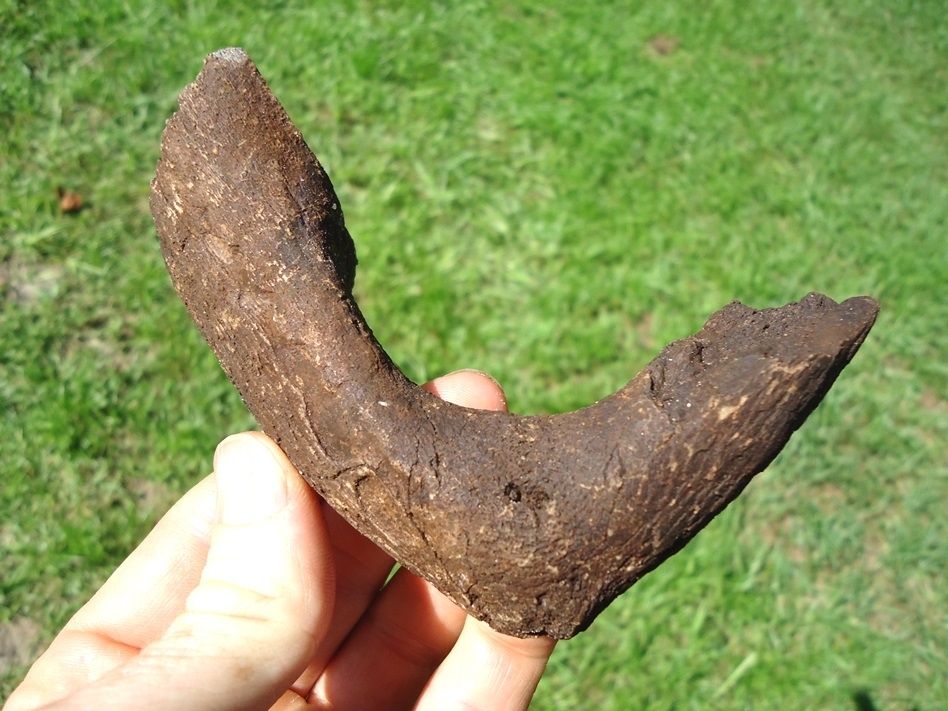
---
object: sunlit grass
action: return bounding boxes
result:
[2,0,946,707]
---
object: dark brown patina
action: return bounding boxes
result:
[151,48,878,639]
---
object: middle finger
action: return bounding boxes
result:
[290,503,396,695]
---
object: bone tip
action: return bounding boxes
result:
[207,46,250,65]
[840,295,880,347]
[801,292,880,336]
[841,294,880,323]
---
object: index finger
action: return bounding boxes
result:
[66,472,218,647]
[5,475,219,708]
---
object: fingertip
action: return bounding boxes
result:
[424,369,508,412]
[214,431,294,474]
[213,432,289,525]
[477,619,557,662]
[415,617,555,711]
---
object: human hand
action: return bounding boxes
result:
[5,370,556,711]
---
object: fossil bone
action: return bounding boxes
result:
[150,48,878,639]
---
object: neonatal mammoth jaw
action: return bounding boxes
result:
[151,47,879,639]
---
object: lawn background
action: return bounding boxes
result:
[2,0,946,708]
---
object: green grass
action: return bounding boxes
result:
[2,0,946,707]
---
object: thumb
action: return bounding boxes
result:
[53,432,335,711]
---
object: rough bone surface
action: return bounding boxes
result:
[150,48,879,639]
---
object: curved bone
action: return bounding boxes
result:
[150,48,878,639]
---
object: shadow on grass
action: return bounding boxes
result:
[852,689,920,711]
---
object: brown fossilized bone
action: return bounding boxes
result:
[150,48,879,639]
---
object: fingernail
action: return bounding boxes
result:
[214,434,288,525]
[428,369,508,412]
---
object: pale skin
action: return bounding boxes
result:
[6,370,556,711]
